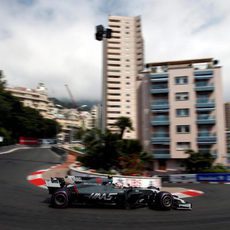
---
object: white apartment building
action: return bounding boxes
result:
[6,83,55,119]
[141,58,227,171]
[91,104,102,129]
[103,15,144,139]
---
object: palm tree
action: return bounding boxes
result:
[114,116,133,139]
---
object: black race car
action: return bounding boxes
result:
[46,176,192,210]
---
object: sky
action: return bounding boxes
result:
[0,0,230,101]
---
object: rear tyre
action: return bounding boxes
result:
[51,190,69,208]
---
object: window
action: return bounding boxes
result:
[108,81,120,84]
[176,142,191,150]
[176,108,189,117]
[108,105,120,108]
[175,92,189,101]
[108,93,120,96]
[109,19,120,23]
[108,64,120,67]
[108,58,120,61]
[108,69,120,72]
[176,125,190,133]
[175,76,188,85]
[108,46,120,49]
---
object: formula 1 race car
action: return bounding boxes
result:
[46,176,192,210]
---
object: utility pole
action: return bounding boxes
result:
[95,24,112,132]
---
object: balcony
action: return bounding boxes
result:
[194,70,213,79]
[196,99,215,108]
[149,73,168,80]
[195,82,214,91]
[151,133,170,143]
[153,149,170,159]
[197,133,217,144]
[151,100,169,111]
[197,115,215,125]
[151,116,170,126]
[150,84,169,94]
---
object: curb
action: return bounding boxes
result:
[27,169,48,189]
[173,189,204,198]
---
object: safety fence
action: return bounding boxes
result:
[168,173,230,183]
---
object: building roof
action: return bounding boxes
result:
[146,58,214,67]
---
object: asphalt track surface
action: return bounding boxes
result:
[0,148,230,230]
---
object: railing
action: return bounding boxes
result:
[151,100,169,110]
[196,99,215,108]
[195,82,214,91]
[151,116,170,126]
[197,115,215,124]
[149,73,168,79]
[197,133,217,143]
[194,69,213,76]
[153,149,170,159]
[151,84,168,89]
[151,133,170,143]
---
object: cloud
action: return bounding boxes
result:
[0,0,230,101]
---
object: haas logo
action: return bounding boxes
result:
[89,193,117,201]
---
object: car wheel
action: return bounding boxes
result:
[51,191,69,208]
[156,191,173,210]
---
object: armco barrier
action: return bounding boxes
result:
[51,146,66,156]
[169,174,197,183]
[196,173,230,183]
[69,164,162,188]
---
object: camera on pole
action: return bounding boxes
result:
[95,25,112,41]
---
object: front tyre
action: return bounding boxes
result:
[149,192,173,210]
[51,190,69,208]
[156,192,173,210]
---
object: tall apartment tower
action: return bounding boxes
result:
[103,15,144,139]
[141,58,226,171]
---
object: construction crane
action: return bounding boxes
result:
[65,84,77,108]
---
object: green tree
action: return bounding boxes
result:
[118,139,152,175]
[114,116,133,139]
[0,71,60,144]
[183,149,214,173]
[80,129,120,171]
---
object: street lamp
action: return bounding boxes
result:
[95,24,112,132]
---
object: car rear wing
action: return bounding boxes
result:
[45,177,66,194]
